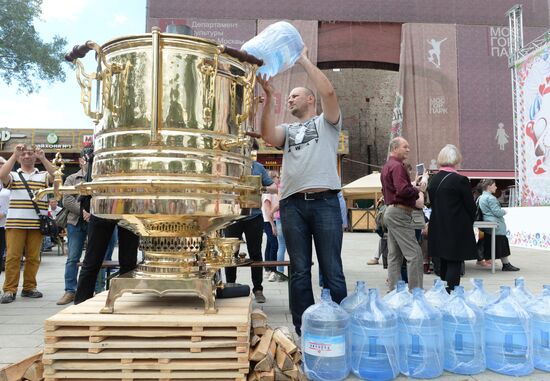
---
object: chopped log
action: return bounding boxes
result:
[283,363,300,379]
[0,352,42,381]
[251,309,268,321]
[291,350,302,364]
[273,329,297,355]
[253,326,267,336]
[275,346,294,371]
[268,338,277,359]
[250,329,274,362]
[247,370,259,381]
[254,355,274,372]
[250,334,261,347]
[258,368,275,381]
[21,361,44,381]
[251,309,268,330]
[274,367,292,381]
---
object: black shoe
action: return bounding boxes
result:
[21,289,43,298]
[1,292,16,304]
[502,263,520,272]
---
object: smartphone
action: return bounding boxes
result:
[416,163,425,176]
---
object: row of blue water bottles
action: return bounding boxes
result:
[301,279,550,381]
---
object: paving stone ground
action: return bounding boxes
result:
[1,232,548,380]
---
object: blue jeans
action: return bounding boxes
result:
[64,221,88,293]
[280,194,347,335]
[275,219,286,273]
[95,228,118,293]
[263,221,278,272]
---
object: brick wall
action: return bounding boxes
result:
[324,69,397,184]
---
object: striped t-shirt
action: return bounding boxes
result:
[6,169,49,229]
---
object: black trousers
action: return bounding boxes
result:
[74,215,139,304]
[223,214,263,293]
[439,258,462,292]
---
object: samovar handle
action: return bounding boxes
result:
[65,41,124,124]
[220,46,264,67]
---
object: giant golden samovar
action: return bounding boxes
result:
[50,27,264,313]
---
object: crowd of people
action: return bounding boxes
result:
[0,44,519,339]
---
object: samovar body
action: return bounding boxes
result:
[61,28,262,312]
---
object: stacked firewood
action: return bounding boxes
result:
[247,309,306,381]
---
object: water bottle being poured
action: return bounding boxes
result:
[241,21,304,79]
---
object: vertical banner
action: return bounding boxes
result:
[456,26,548,171]
[395,24,459,169]
[515,43,550,206]
[254,20,319,133]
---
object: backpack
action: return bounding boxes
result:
[374,198,387,237]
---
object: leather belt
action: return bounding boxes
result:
[288,190,339,201]
[392,204,413,212]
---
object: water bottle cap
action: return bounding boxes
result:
[514,277,525,287]
[368,288,379,298]
[356,280,366,291]
[454,285,465,297]
[412,287,424,297]
[500,285,511,296]
[321,288,332,301]
[472,278,483,288]
[396,280,407,291]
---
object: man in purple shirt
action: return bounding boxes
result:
[381,137,426,290]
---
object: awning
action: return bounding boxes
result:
[457,171,515,180]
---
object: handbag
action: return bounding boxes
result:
[55,207,69,229]
[17,171,59,238]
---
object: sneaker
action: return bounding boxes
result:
[502,263,520,272]
[264,270,272,279]
[268,272,278,282]
[56,292,75,305]
[254,290,266,303]
[21,289,43,298]
[367,258,379,265]
[1,291,16,304]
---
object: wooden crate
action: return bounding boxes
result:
[43,292,252,381]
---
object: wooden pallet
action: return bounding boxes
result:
[43,292,251,381]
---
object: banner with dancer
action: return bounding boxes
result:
[515,42,550,206]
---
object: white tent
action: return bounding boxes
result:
[342,171,382,200]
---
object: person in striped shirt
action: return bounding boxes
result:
[0,144,56,304]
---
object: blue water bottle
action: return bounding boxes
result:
[484,285,533,376]
[398,288,444,378]
[511,277,535,305]
[441,285,485,375]
[340,280,368,314]
[527,284,550,371]
[302,289,350,381]
[351,288,399,381]
[466,278,496,309]
[383,280,411,311]
[241,21,304,79]
[425,279,450,310]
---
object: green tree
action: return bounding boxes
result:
[0,0,67,93]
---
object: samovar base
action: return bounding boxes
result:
[101,271,218,314]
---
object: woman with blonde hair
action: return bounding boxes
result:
[477,178,519,271]
[427,144,477,291]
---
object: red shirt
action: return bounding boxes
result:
[381,156,419,208]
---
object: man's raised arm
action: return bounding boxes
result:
[257,74,286,147]
[297,48,340,125]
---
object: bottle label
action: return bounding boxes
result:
[303,333,346,357]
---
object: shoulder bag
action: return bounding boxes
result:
[17,171,59,238]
